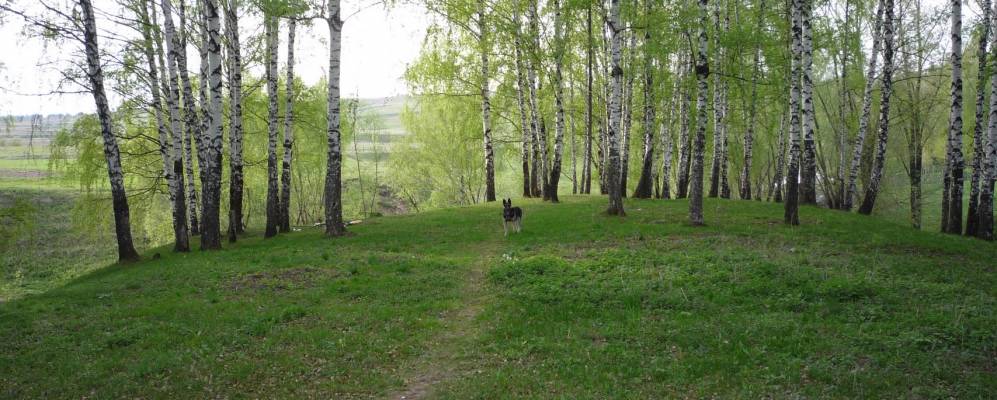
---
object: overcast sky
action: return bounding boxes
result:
[0,0,431,116]
[0,0,967,117]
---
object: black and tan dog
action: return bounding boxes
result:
[502,198,523,236]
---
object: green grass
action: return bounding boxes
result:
[0,186,115,300]
[1,196,994,398]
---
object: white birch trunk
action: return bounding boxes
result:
[844,0,884,211]
[144,0,188,252]
[324,0,346,236]
[941,0,965,231]
[225,0,244,238]
[690,0,710,225]
[175,1,201,235]
[479,5,496,202]
[200,0,223,249]
[857,0,896,215]
[264,15,280,238]
[606,0,625,215]
[800,0,817,204]
[547,0,566,203]
[784,0,804,225]
[81,0,140,262]
[280,18,296,232]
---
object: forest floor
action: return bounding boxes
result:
[1,196,995,398]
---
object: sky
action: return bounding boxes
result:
[0,0,431,116]
[0,0,967,117]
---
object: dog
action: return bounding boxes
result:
[502,198,523,236]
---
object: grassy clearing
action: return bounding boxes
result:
[0,186,115,300]
[1,196,994,398]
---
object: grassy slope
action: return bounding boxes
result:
[1,196,994,399]
[0,186,116,300]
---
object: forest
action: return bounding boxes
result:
[0,0,995,398]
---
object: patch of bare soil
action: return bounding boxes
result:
[228,267,339,292]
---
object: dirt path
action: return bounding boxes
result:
[386,244,497,400]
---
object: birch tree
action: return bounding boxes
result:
[740,0,765,200]
[175,1,201,235]
[264,13,280,238]
[583,2,593,195]
[200,0,224,249]
[708,1,726,199]
[785,0,804,225]
[676,51,692,199]
[633,0,656,199]
[279,18,296,232]
[979,0,997,240]
[225,0,245,239]
[941,0,964,233]
[800,0,817,204]
[515,34,532,198]
[80,0,141,262]
[772,111,788,203]
[857,0,896,216]
[527,0,547,198]
[967,0,992,237]
[142,0,188,252]
[690,0,710,225]
[845,0,884,211]
[546,0,566,203]
[324,0,346,236]
[478,2,496,203]
[606,0,625,216]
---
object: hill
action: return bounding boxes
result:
[1,197,994,398]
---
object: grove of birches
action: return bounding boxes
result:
[5,0,997,261]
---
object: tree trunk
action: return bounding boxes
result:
[81,0,141,262]
[143,0,188,252]
[583,2,593,195]
[547,0,566,203]
[835,0,851,209]
[845,0,884,211]
[634,2,656,199]
[265,16,280,238]
[940,0,965,230]
[709,2,725,199]
[199,0,223,249]
[279,18,296,233]
[772,111,788,202]
[718,7,731,200]
[660,72,679,200]
[570,76,578,195]
[225,0,244,239]
[606,0,625,216]
[800,0,817,204]
[690,0,710,225]
[325,1,346,237]
[528,1,547,198]
[978,0,997,240]
[741,0,765,200]
[514,28,532,198]
[857,0,896,215]
[620,32,636,197]
[785,0,804,225]
[479,6,496,203]
[967,0,992,237]
[175,1,201,235]
[677,50,692,199]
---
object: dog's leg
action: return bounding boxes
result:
[504,220,508,237]
[516,219,521,233]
